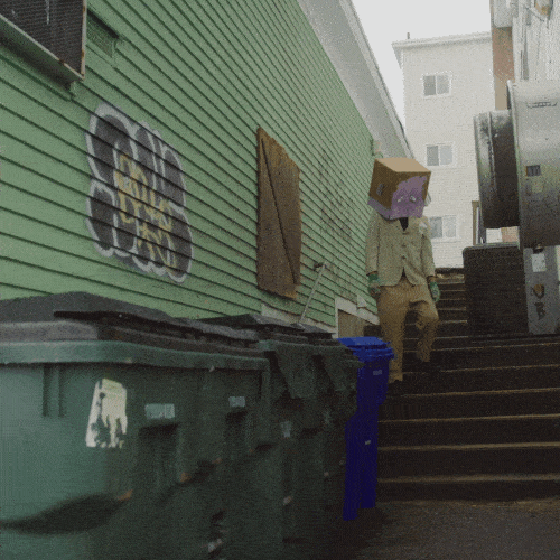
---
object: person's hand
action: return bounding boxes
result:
[429,281,440,303]
[367,273,381,297]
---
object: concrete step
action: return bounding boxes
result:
[378,413,560,446]
[376,474,560,501]
[378,387,560,421]
[438,286,466,296]
[404,332,560,351]
[437,297,466,308]
[374,274,560,503]
[376,441,560,478]
[421,319,468,338]
[366,319,468,342]
[428,340,560,370]
[379,319,470,340]
[405,307,466,323]
[400,363,560,393]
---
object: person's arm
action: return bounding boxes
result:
[365,211,381,277]
[421,232,440,301]
[420,221,437,281]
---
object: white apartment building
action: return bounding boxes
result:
[496,0,559,84]
[393,31,501,269]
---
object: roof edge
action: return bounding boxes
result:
[297,0,412,157]
[393,30,492,67]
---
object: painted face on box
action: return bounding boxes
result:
[390,176,426,218]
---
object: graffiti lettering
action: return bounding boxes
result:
[85,103,194,282]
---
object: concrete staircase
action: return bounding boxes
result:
[376,271,560,501]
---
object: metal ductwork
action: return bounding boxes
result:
[474,80,560,250]
[472,80,560,335]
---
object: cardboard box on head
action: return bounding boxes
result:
[368,158,431,219]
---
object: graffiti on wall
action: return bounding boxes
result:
[85,102,194,282]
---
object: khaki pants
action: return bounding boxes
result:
[377,276,439,382]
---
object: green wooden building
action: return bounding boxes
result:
[0,0,411,335]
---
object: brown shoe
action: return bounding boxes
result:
[387,380,405,396]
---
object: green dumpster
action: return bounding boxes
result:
[201,315,361,560]
[0,292,270,560]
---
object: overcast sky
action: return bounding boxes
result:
[352,0,493,123]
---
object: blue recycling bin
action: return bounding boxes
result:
[337,337,393,521]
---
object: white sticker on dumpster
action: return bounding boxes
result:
[145,403,176,420]
[228,396,245,408]
[365,440,372,446]
[86,379,128,448]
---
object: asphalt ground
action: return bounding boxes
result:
[321,499,560,560]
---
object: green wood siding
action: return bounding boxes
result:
[0,0,378,325]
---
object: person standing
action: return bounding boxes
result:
[365,158,441,392]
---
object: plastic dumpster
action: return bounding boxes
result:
[0,292,270,560]
[336,337,394,521]
[201,315,361,559]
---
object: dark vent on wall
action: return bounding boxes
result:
[0,0,84,73]
[87,11,118,58]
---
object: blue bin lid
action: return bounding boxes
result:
[337,336,388,348]
[337,336,394,362]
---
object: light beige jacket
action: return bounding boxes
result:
[365,211,436,286]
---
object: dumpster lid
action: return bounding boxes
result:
[290,323,335,340]
[463,242,520,253]
[0,292,259,344]
[0,292,170,323]
[201,314,306,336]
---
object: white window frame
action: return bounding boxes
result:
[421,72,452,98]
[426,143,455,168]
[428,215,460,243]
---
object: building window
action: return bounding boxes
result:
[0,0,85,80]
[429,216,458,241]
[423,74,450,96]
[427,144,453,167]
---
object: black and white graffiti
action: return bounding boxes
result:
[85,102,194,282]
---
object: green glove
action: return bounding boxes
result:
[367,273,381,297]
[429,281,440,303]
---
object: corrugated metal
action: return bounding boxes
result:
[0,0,377,325]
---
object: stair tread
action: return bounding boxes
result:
[429,340,560,352]
[389,387,560,399]
[378,441,560,452]
[429,363,559,374]
[377,474,560,484]
[378,297,560,498]
[379,412,560,425]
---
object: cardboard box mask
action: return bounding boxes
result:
[367,158,431,219]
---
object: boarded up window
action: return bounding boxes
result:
[256,128,301,299]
